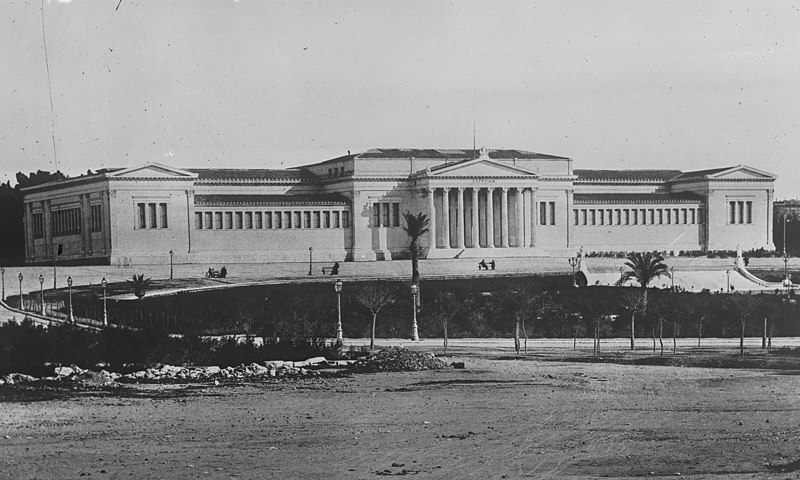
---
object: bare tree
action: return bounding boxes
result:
[729,293,758,359]
[619,290,647,351]
[433,291,458,355]
[355,282,397,350]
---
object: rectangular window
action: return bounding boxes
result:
[245,212,253,229]
[274,212,282,229]
[581,209,587,225]
[640,209,646,225]
[632,209,638,225]
[598,209,604,225]
[333,211,341,228]
[90,205,102,232]
[195,212,203,229]
[294,212,302,228]
[313,211,320,228]
[539,202,546,225]
[137,203,146,229]
[573,209,579,226]
[658,209,664,225]
[265,212,273,229]
[147,203,156,228]
[698,208,705,225]
[374,204,381,227]
[665,209,671,224]
[282,212,290,228]
[382,203,390,227]
[606,209,612,225]
[234,212,242,229]
[681,209,687,224]
[729,201,736,224]
[615,209,621,225]
[690,209,696,224]
[746,201,752,223]
[53,208,82,236]
[737,201,744,224]
[649,209,655,225]
[214,212,222,229]
[33,213,44,238]
[673,208,679,224]
[205,212,213,229]
[224,212,233,229]
[255,212,262,229]
[549,202,556,225]
[342,211,350,228]
[324,211,331,228]
[590,209,596,225]
[624,209,630,225]
[156,203,166,228]
[392,203,400,227]
[303,211,311,228]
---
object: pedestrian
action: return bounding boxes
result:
[490,259,495,270]
[220,266,227,278]
[331,262,340,275]
[478,259,487,270]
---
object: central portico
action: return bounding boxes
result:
[413,148,570,258]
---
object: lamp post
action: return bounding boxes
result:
[67,276,74,323]
[101,277,108,327]
[53,258,57,290]
[308,247,313,276]
[410,283,419,341]
[568,257,579,287]
[670,267,675,292]
[169,249,174,280]
[39,274,45,315]
[334,280,343,342]
[1,266,5,301]
[725,269,731,293]
[18,273,23,310]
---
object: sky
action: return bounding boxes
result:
[2,1,799,197]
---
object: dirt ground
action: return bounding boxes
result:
[2,344,800,479]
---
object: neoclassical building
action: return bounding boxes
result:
[20,147,776,265]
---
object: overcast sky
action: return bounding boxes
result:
[2,1,799,197]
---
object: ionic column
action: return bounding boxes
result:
[471,188,479,248]
[442,188,451,248]
[456,188,466,249]
[501,187,509,248]
[427,188,437,249]
[515,188,524,247]
[486,188,495,248]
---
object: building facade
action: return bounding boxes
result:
[20,148,776,265]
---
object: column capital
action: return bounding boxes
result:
[457,187,465,192]
[486,186,495,192]
[442,187,451,192]
[501,187,510,193]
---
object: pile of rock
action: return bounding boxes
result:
[1,373,37,385]
[350,347,450,373]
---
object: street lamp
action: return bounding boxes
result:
[52,258,57,290]
[568,257,579,287]
[18,273,23,310]
[169,249,174,280]
[101,277,108,327]
[670,267,675,292]
[410,283,419,341]
[39,274,45,315]
[334,280,343,342]
[67,276,74,323]
[308,247,313,276]
[725,269,731,293]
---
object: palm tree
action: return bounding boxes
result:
[127,274,152,299]
[616,251,670,350]
[402,211,430,284]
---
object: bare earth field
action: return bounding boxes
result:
[2,341,800,480]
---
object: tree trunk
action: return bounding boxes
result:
[659,319,664,357]
[410,240,419,284]
[651,326,656,353]
[593,320,599,357]
[514,317,521,356]
[697,317,703,348]
[740,317,745,359]
[443,320,448,355]
[630,312,635,351]
[522,317,528,354]
[762,317,767,349]
[768,320,773,352]
[574,319,579,351]
[673,320,677,355]
[370,312,377,350]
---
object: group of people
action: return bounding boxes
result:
[478,259,496,271]
[206,266,227,278]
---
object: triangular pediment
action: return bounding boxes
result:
[708,165,776,181]
[108,162,198,179]
[428,158,538,178]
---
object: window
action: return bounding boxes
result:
[539,202,547,225]
[549,202,556,225]
[265,212,273,229]
[598,209,604,225]
[244,212,252,229]
[255,212,262,229]
[607,209,613,225]
[382,204,390,227]
[284,212,291,228]
[632,209,638,225]
[690,209,696,224]
[91,205,102,232]
[234,212,242,229]
[147,203,156,228]
[52,207,81,236]
[729,201,736,224]
[214,212,222,229]
[392,203,400,227]
[698,208,705,225]
[681,209,687,224]
[342,211,350,228]
[137,203,146,229]
[746,201,752,223]
[624,209,630,225]
[313,211,321,228]
[373,204,381,227]
[573,209,579,226]
[615,209,621,225]
[224,212,233,229]
[294,212,301,228]
[159,203,168,228]
[333,211,341,228]
[195,212,203,229]
[324,211,331,228]
[665,209,671,224]
[658,209,664,225]
[205,212,213,229]
[649,209,655,225]
[640,209,646,225]
[303,211,311,228]
[33,213,44,238]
